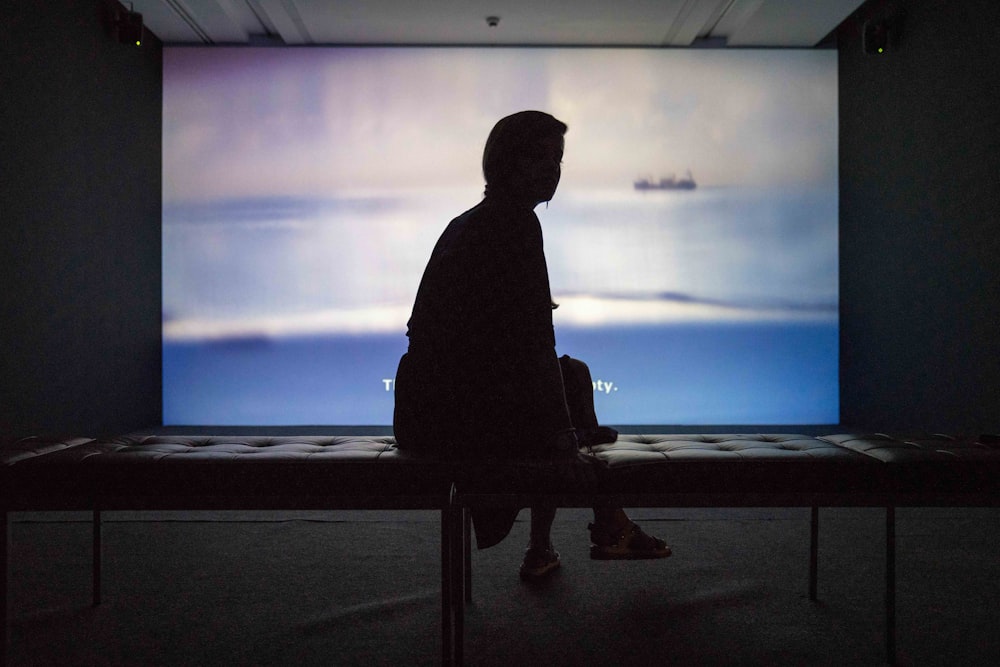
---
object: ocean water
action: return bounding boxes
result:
[162,185,838,425]
[163,321,838,425]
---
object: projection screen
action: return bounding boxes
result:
[163,47,839,426]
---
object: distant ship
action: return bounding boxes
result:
[634,170,696,191]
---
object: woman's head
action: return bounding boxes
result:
[482,111,567,205]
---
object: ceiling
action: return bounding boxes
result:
[130,0,867,47]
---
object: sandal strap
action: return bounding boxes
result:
[589,521,665,550]
[588,521,630,547]
[622,523,666,551]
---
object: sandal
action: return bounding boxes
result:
[519,543,561,580]
[588,521,672,560]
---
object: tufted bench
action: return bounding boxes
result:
[450,433,1000,665]
[450,434,890,662]
[816,433,1000,663]
[0,435,96,469]
[1,435,98,511]
[6,434,455,506]
[2,436,99,667]
[1,434,460,666]
[4,431,1000,666]
[819,432,1000,500]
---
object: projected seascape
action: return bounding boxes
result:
[163,47,839,425]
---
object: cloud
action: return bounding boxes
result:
[164,48,837,201]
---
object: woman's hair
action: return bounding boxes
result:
[482,110,567,195]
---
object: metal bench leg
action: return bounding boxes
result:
[441,505,454,666]
[809,506,819,601]
[886,506,896,665]
[463,509,472,604]
[2,509,9,667]
[92,509,102,607]
[451,504,465,666]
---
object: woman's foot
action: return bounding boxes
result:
[588,521,672,560]
[519,542,561,580]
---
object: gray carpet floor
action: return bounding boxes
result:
[6,507,1000,666]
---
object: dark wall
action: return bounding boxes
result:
[838,0,1000,431]
[1,0,162,437]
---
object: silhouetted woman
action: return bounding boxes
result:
[394,111,670,579]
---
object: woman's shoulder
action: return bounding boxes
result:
[472,197,541,238]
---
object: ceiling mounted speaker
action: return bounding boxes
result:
[117,8,144,46]
[863,19,889,54]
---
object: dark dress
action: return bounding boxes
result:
[394,194,572,458]
[393,193,579,547]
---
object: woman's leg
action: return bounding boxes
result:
[520,504,561,579]
[592,507,631,530]
[589,507,672,560]
[530,504,558,547]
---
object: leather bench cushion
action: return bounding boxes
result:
[13,431,995,504]
[591,433,884,495]
[2,436,97,503]
[1,436,96,467]
[457,434,884,497]
[10,435,455,501]
[819,433,1000,494]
